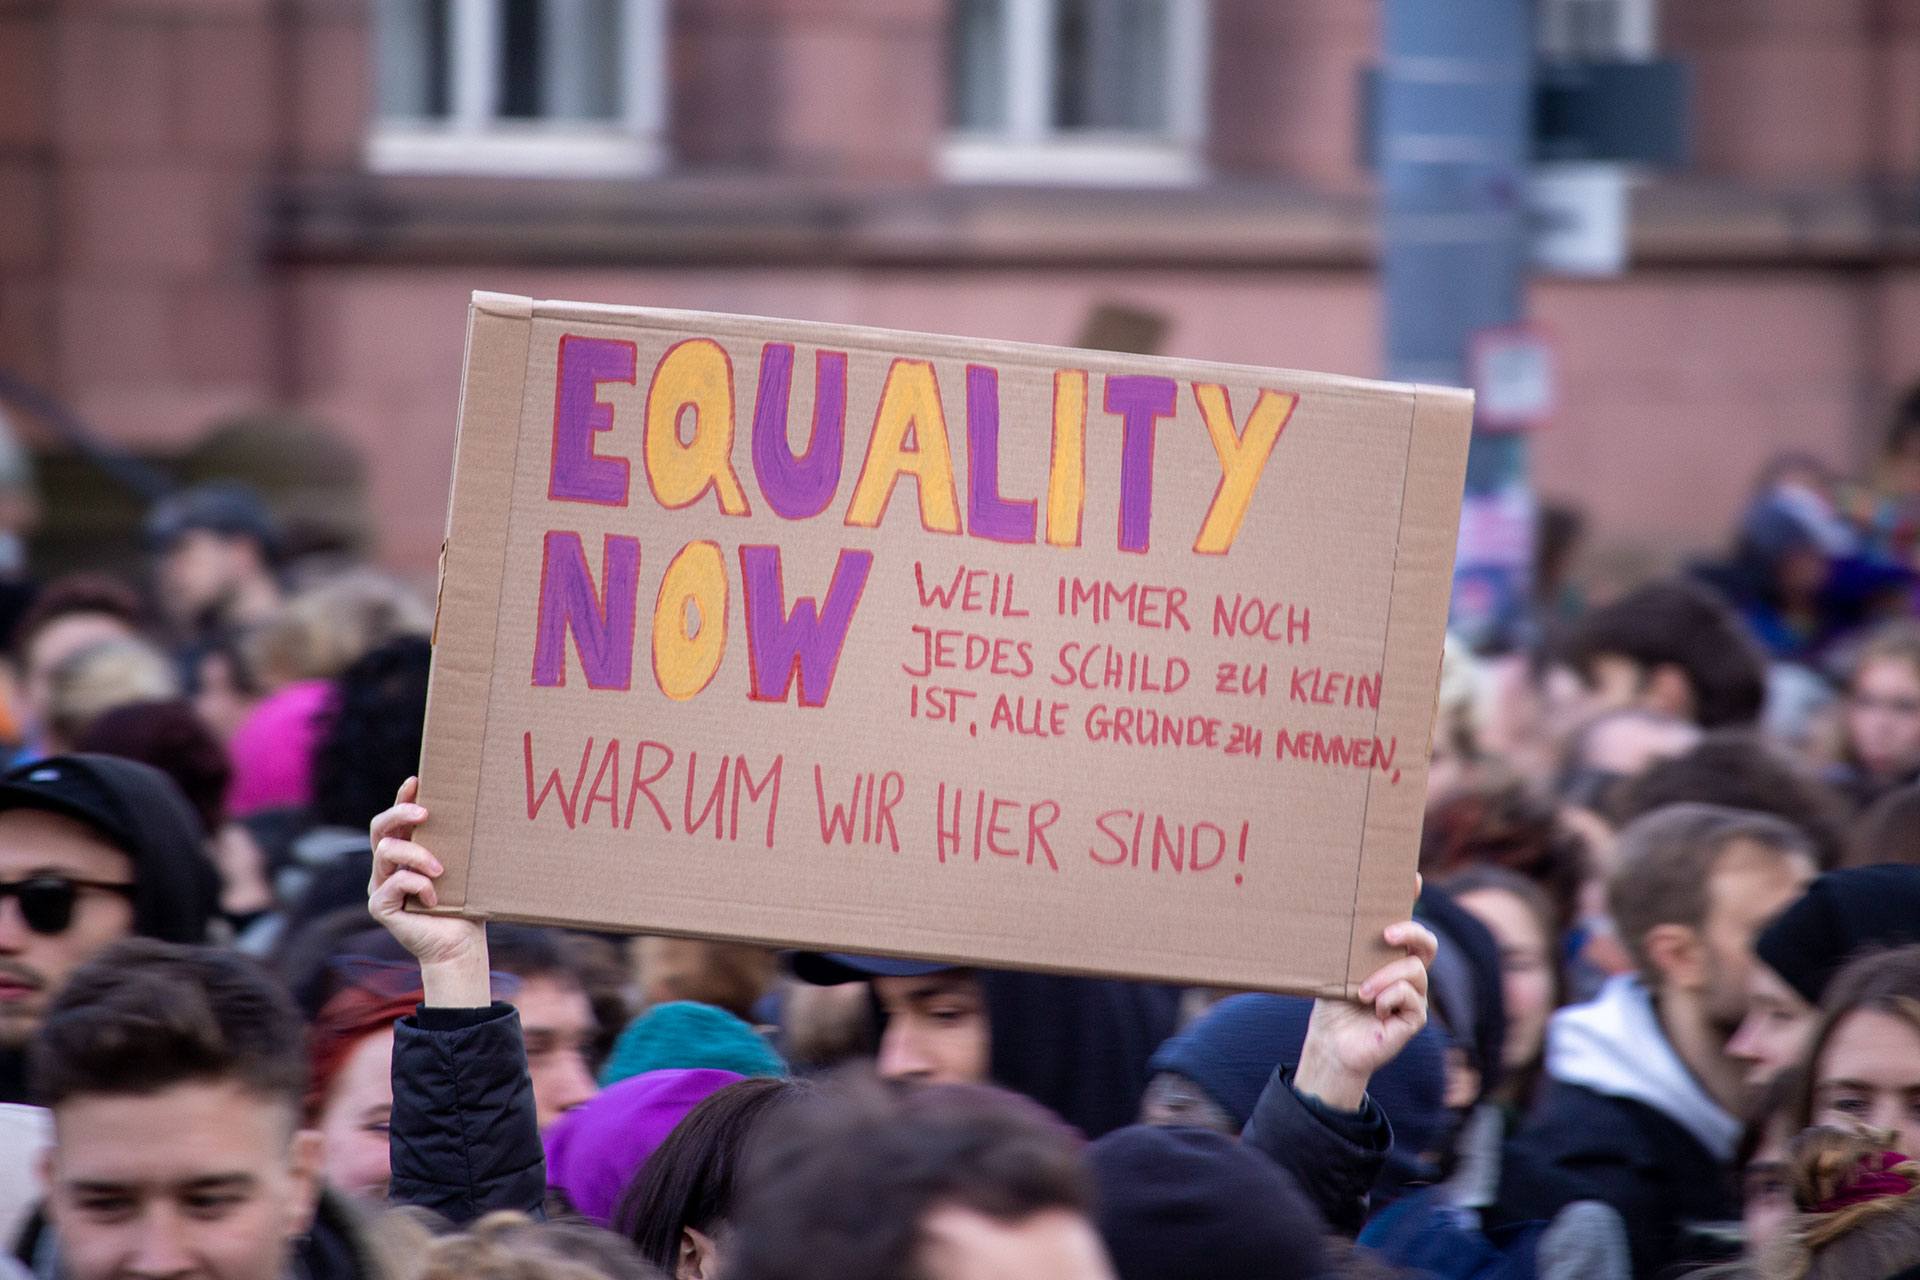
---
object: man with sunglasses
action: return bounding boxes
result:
[0,753,219,1104]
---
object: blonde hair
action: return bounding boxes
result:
[403,1212,661,1280]
[46,636,179,748]
[247,568,432,689]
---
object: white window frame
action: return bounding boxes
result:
[940,0,1209,187]
[366,0,668,179]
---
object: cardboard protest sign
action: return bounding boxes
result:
[417,292,1471,997]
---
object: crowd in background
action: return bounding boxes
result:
[5,388,1920,1280]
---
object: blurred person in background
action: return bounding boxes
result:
[229,569,432,820]
[1825,622,1920,812]
[38,637,177,757]
[1553,580,1765,810]
[1441,864,1562,1110]
[632,938,777,1026]
[1696,454,1912,665]
[601,1000,786,1087]
[406,1211,660,1280]
[74,698,274,932]
[544,1067,742,1230]
[1847,782,1920,868]
[1611,732,1851,871]
[143,481,284,650]
[1735,1125,1920,1280]
[1515,804,1815,1277]
[1730,865,1920,1090]
[1734,1070,1806,1263]
[1849,382,1920,570]
[7,577,146,766]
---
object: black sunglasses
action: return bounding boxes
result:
[0,876,138,936]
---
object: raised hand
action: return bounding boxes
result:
[1293,918,1437,1110]
[368,777,490,1006]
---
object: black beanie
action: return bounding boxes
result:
[1755,864,1920,1006]
[1088,1126,1332,1280]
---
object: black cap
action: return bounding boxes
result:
[144,482,280,560]
[0,753,219,944]
[1089,1126,1333,1280]
[790,952,959,985]
[1756,865,1920,1006]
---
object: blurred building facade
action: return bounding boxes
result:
[2,0,1920,577]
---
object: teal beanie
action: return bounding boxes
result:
[600,1000,788,1086]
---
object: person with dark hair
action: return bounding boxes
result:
[1736,1068,1805,1261]
[1557,578,1768,732]
[1849,782,1920,868]
[487,923,603,1130]
[616,1076,815,1279]
[1515,804,1816,1277]
[1729,865,1920,1089]
[9,575,146,765]
[1420,776,1589,935]
[143,482,284,644]
[1611,731,1852,870]
[0,753,219,1105]
[11,939,361,1280]
[725,1079,1108,1280]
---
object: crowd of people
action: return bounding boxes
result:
[4,395,1920,1280]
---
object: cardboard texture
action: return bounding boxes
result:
[417,292,1472,997]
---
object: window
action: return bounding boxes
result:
[943,0,1208,186]
[1537,0,1656,59]
[369,0,668,178]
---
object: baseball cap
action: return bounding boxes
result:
[143,482,280,560]
[790,952,961,985]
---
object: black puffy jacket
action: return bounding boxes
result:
[1241,1066,1392,1235]
[388,1003,547,1224]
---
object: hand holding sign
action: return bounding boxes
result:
[369,778,490,1007]
[1293,916,1437,1111]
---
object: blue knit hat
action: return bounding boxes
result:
[600,1000,788,1086]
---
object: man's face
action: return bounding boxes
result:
[0,808,136,1049]
[1699,841,1815,1038]
[155,531,254,627]
[873,971,991,1087]
[1725,963,1816,1088]
[510,975,598,1129]
[44,1079,322,1280]
[917,1206,1114,1280]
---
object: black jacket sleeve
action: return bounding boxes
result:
[389,1002,546,1225]
[1240,1066,1392,1235]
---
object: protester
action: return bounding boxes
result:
[306,985,414,1205]
[615,1077,816,1278]
[632,938,778,1024]
[1611,732,1851,870]
[1826,622,1920,811]
[1420,776,1589,935]
[1792,945,1920,1160]
[409,1211,662,1280]
[1442,864,1562,1107]
[1729,865,1920,1087]
[144,482,284,647]
[787,952,1180,1139]
[1516,804,1816,1276]
[1742,1126,1920,1280]
[8,577,147,765]
[0,753,218,1104]
[488,924,605,1130]
[15,940,346,1280]
[38,637,178,755]
[1735,1070,1805,1262]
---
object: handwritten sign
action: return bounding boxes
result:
[418,293,1471,997]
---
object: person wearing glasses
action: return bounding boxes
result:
[0,753,219,1104]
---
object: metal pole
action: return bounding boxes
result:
[1379,0,1534,650]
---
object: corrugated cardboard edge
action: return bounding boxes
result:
[1340,383,1474,997]
[415,291,533,912]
